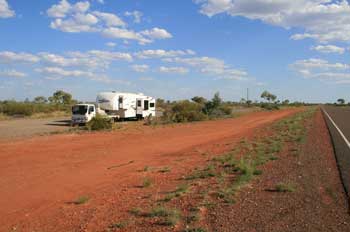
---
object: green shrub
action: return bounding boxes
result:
[86,115,113,131]
[169,100,207,123]
[73,196,89,205]
[142,177,152,188]
[260,102,280,110]
[275,183,296,192]
[0,100,71,116]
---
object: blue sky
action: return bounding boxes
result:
[0,0,350,103]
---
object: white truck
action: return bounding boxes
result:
[71,91,156,125]
[71,104,96,125]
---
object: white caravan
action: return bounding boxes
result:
[71,104,96,125]
[96,91,156,120]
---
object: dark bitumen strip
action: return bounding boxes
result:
[323,106,350,202]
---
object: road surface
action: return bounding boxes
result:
[323,106,350,196]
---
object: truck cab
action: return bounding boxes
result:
[71,104,96,125]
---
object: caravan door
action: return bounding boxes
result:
[136,98,143,118]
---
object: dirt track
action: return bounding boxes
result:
[0,117,71,140]
[0,109,300,231]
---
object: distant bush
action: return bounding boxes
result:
[169,100,208,123]
[148,93,235,125]
[86,115,113,131]
[0,101,71,116]
[260,102,280,111]
[0,90,77,117]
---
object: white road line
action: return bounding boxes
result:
[323,108,350,149]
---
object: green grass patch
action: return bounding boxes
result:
[129,207,142,216]
[161,184,189,202]
[73,196,89,205]
[275,183,296,192]
[184,228,207,232]
[147,206,181,226]
[109,221,128,229]
[159,166,171,173]
[185,165,216,180]
[142,177,152,188]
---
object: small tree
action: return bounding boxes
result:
[261,90,277,103]
[337,99,345,105]
[282,99,290,105]
[191,96,207,105]
[49,90,73,105]
[204,92,222,114]
[34,96,47,104]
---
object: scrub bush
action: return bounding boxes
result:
[86,115,113,131]
[170,100,208,123]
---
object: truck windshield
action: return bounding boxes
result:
[72,105,88,115]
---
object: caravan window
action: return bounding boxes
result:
[118,96,123,108]
[144,100,149,110]
[150,103,155,108]
[137,100,142,107]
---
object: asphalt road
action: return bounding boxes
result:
[323,106,350,196]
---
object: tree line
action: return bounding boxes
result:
[0,90,77,116]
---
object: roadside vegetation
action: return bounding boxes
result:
[0,90,77,118]
[123,107,317,231]
[146,90,311,125]
[85,115,113,131]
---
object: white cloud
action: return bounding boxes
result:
[39,52,102,68]
[47,1,171,45]
[50,13,98,32]
[101,27,151,45]
[141,27,173,40]
[311,45,345,54]
[290,58,349,71]
[0,50,132,74]
[159,66,189,74]
[47,0,71,18]
[0,69,27,78]
[75,50,133,63]
[131,64,149,73]
[0,0,15,18]
[195,0,350,43]
[0,51,39,63]
[102,27,172,44]
[125,11,143,23]
[105,42,117,47]
[135,49,195,59]
[36,66,94,78]
[290,58,350,84]
[47,0,90,18]
[164,56,248,80]
[92,11,126,27]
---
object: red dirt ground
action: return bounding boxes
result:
[0,109,300,231]
[207,109,350,231]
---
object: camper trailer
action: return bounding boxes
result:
[71,92,156,125]
[96,91,156,120]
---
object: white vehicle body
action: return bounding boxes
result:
[96,91,156,120]
[71,104,96,125]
